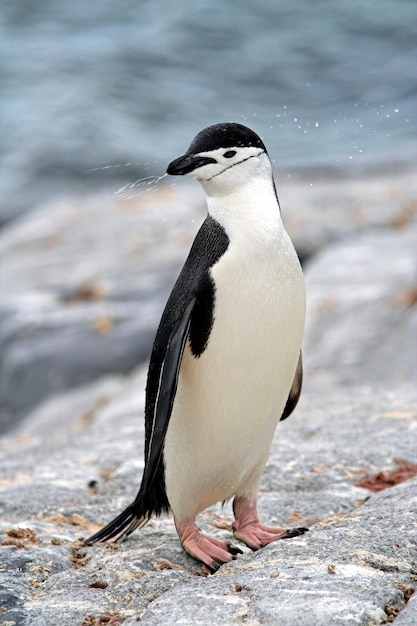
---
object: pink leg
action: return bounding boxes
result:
[233,497,308,550]
[176,519,243,572]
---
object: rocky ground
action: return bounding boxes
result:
[0,167,416,625]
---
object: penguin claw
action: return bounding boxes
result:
[208,560,222,573]
[234,524,309,549]
[280,526,309,539]
[205,542,247,571]
[227,543,244,556]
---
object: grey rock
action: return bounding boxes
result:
[394,593,417,626]
[0,185,203,427]
[1,218,417,622]
[279,167,417,260]
[0,375,415,625]
[0,173,416,624]
[139,480,417,626]
[303,227,417,387]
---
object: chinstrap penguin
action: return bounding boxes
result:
[85,122,307,571]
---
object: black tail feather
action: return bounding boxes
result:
[86,463,170,545]
[85,501,150,545]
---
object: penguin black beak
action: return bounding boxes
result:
[167,153,217,176]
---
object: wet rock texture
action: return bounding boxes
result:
[0,169,416,625]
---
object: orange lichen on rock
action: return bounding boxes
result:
[355,459,417,492]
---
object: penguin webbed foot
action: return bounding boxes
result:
[232,497,308,550]
[177,519,243,573]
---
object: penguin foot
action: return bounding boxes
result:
[232,497,308,550]
[177,519,242,572]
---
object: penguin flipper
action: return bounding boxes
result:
[280,351,303,421]
[142,298,195,491]
[85,298,195,545]
[86,217,229,546]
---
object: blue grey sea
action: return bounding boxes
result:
[0,0,416,220]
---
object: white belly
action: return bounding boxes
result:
[164,229,305,521]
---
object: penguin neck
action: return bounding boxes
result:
[204,177,284,241]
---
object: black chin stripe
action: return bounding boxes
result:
[205,150,264,181]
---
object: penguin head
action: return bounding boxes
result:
[167,123,273,195]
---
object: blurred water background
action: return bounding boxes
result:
[0,0,416,223]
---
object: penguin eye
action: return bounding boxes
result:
[223,150,236,159]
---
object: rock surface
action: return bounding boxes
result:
[0,170,416,625]
[0,184,202,428]
[303,228,417,387]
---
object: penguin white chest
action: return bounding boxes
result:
[165,224,305,520]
